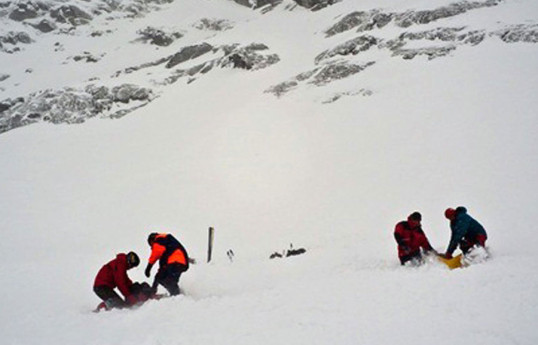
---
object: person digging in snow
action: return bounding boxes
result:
[93,252,152,310]
[145,233,190,296]
[394,212,436,265]
[441,206,488,259]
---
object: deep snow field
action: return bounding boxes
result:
[1,0,538,344]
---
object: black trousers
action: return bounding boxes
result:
[153,263,187,296]
[399,251,422,265]
[93,286,127,309]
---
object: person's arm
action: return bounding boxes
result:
[115,258,133,299]
[446,216,471,256]
[394,224,410,250]
[145,243,166,277]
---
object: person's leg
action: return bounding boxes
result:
[155,264,185,295]
[93,286,126,309]
[399,251,421,266]
[459,239,473,254]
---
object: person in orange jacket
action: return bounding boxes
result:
[145,233,190,296]
[93,252,141,310]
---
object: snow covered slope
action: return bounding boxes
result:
[1,0,537,344]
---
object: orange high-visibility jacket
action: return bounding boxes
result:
[148,233,189,268]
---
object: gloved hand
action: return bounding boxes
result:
[440,252,453,259]
[145,263,153,278]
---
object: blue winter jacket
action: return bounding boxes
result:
[447,207,487,255]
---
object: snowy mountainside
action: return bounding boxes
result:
[1,1,538,345]
[1,0,537,134]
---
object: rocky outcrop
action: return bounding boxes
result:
[164,43,280,84]
[220,43,280,70]
[265,61,375,96]
[166,43,214,68]
[0,31,33,53]
[231,0,283,9]
[493,24,538,43]
[0,84,155,134]
[136,27,183,46]
[315,36,378,64]
[29,19,57,33]
[293,0,342,11]
[231,0,341,11]
[50,5,92,26]
[193,18,234,31]
[325,0,501,37]
[382,27,486,60]
[7,1,50,21]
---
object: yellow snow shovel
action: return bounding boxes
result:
[438,254,463,269]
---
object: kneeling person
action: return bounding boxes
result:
[94,251,141,310]
[394,212,435,265]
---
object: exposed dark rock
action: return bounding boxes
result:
[7,1,49,21]
[293,0,341,11]
[231,0,282,9]
[111,84,153,103]
[265,80,299,97]
[310,61,375,86]
[50,5,92,26]
[380,27,487,60]
[315,35,378,63]
[0,31,33,52]
[0,84,154,134]
[72,52,102,63]
[394,0,501,28]
[30,19,57,33]
[136,27,183,46]
[322,89,373,104]
[0,74,10,82]
[220,43,280,70]
[325,1,501,37]
[166,43,214,68]
[325,10,393,37]
[193,18,234,31]
[227,53,252,69]
[494,24,538,43]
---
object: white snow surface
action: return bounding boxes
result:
[1,0,538,344]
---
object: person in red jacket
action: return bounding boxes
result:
[145,233,190,296]
[93,252,140,310]
[394,212,435,265]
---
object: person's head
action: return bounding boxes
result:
[147,232,158,246]
[407,211,422,228]
[126,251,140,269]
[444,208,456,220]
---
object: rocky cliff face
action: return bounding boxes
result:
[1,0,537,134]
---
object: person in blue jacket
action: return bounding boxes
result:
[442,206,488,258]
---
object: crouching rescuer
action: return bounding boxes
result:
[394,212,435,265]
[145,232,190,296]
[93,251,152,310]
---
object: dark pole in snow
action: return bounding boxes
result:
[207,227,214,263]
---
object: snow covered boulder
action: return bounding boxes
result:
[7,1,49,22]
[29,18,57,33]
[50,5,92,26]
[166,43,214,68]
[293,0,342,11]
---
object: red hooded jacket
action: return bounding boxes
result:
[94,253,133,299]
[394,221,433,258]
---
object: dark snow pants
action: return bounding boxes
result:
[93,285,127,309]
[152,263,187,296]
[460,234,487,254]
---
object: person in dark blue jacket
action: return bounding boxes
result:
[443,206,487,258]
